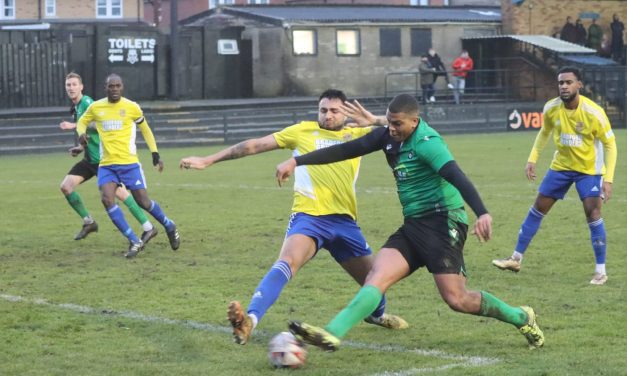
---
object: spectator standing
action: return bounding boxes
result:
[561,16,577,44]
[451,50,473,105]
[427,48,454,90]
[600,34,612,58]
[587,18,603,52]
[575,19,587,46]
[419,55,436,104]
[610,14,625,63]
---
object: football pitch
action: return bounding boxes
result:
[1,130,626,375]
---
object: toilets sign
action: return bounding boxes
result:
[107,37,156,64]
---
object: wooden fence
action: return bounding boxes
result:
[0,42,68,108]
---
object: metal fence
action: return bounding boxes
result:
[581,66,627,129]
[384,68,540,102]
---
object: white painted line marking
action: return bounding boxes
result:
[2,293,500,374]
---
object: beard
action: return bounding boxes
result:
[560,92,577,104]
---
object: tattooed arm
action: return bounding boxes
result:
[180,134,279,170]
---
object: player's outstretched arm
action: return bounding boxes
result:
[340,100,387,127]
[60,121,77,130]
[181,134,279,170]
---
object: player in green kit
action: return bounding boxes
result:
[59,72,157,243]
[277,94,544,350]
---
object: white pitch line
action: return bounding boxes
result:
[1,293,499,373]
[371,361,492,376]
[1,293,231,334]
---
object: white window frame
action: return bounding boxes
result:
[217,39,239,55]
[410,0,429,5]
[209,0,235,9]
[292,29,317,56]
[96,0,123,19]
[336,29,360,56]
[248,0,270,4]
[1,0,16,20]
[45,0,56,17]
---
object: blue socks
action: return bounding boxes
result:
[515,207,545,253]
[371,294,387,318]
[588,218,606,264]
[247,260,292,322]
[107,205,140,243]
[148,200,175,231]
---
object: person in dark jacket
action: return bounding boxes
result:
[610,14,625,63]
[561,16,577,44]
[419,55,437,104]
[575,19,587,46]
[427,48,454,90]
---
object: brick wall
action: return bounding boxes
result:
[14,0,38,19]
[10,0,141,21]
[501,0,626,41]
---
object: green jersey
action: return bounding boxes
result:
[73,95,98,164]
[294,120,478,225]
[394,120,466,223]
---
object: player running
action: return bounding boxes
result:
[59,72,156,242]
[76,74,180,258]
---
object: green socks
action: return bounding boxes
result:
[123,196,151,229]
[326,285,382,338]
[67,191,151,230]
[321,288,528,340]
[65,191,90,220]
[479,291,527,328]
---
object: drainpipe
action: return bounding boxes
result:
[170,0,179,99]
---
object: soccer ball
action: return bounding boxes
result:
[268,331,307,369]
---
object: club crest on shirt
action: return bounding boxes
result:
[119,109,126,117]
[408,151,415,159]
[449,228,459,242]
[343,133,353,141]
[575,121,584,133]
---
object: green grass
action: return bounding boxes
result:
[1,130,626,375]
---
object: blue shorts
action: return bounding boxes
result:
[286,213,372,263]
[97,163,147,190]
[538,169,603,200]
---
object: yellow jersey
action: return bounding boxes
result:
[76,97,158,166]
[529,95,617,182]
[273,121,373,219]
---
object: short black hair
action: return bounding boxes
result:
[319,89,347,103]
[558,66,582,81]
[388,94,419,114]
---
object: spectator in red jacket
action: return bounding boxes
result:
[451,50,474,104]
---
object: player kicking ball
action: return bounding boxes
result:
[277,94,544,351]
